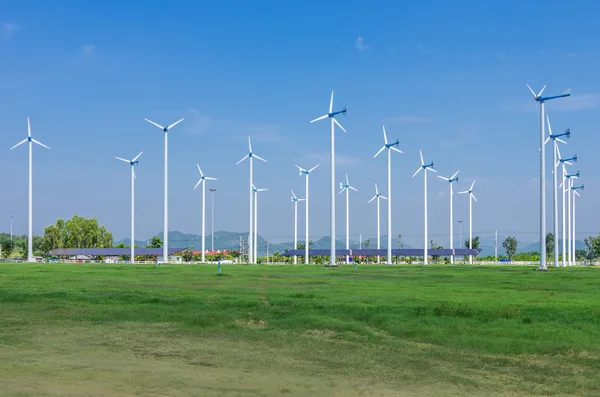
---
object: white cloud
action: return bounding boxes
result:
[355,36,369,51]
[385,115,433,123]
[2,22,19,40]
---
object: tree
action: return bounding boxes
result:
[502,236,518,260]
[430,240,443,262]
[546,232,554,260]
[464,236,480,250]
[41,215,113,253]
[148,236,163,248]
[364,238,371,249]
[181,250,194,262]
[396,234,404,249]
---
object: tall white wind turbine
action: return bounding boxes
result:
[571,185,584,265]
[458,180,477,264]
[236,137,267,264]
[310,91,347,266]
[437,171,459,264]
[290,191,305,264]
[545,115,570,267]
[373,125,402,264]
[296,164,319,264]
[564,171,579,266]
[114,151,143,264]
[368,183,387,263]
[412,150,436,264]
[339,173,358,264]
[556,146,577,266]
[194,165,217,263]
[252,184,268,262]
[526,84,570,271]
[144,117,184,263]
[10,117,50,262]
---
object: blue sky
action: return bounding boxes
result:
[1,0,599,249]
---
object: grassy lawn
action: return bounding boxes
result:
[0,263,599,396]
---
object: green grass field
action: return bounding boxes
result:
[1,263,599,396]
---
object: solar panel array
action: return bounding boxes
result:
[282,248,481,257]
[48,248,182,257]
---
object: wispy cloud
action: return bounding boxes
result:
[385,115,433,123]
[183,108,284,143]
[355,36,369,51]
[2,22,19,40]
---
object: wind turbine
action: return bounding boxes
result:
[310,91,347,266]
[564,171,579,266]
[10,117,50,262]
[437,171,459,264]
[545,115,570,267]
[373,125,402,264]
[114,151,143,264]
[295,164,319,264]
[368,183,387,263]
[571,185,584,265]
[339,173,358,264]
[252,184,268,262]
[412,150,436,264]
[526,84,570,271]
[144,117,184,263]
[458,180,477,264]
[236,137,267,264]
[290,190,305,264]
[556,146,577,266]
[194,165,217,263]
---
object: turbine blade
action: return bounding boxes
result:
[167,118,184,130]
[235,154,249,165]
[10,138,28,150]
[450,170,459,179]
[369,195,377,203]
[31,139,50,149]
[537,85,547,98]
[329,90,334,114]
[197,164,204,177]
[457,191,468,194]
[380,195,387,200]
[144,118,165,130]
[427,167,437,173]
[390,146,403,154]
[308,164,320,173]
[115,156,130,163]
[310,114,328,123]
[132,151,144,162]
[345,173,349,185]
[526,84,536,97]
[437,175,449,181]
[205,177,217,181]
[253,154,267,162]
[412,167,422,178]
[291,190,297,199]
[373,146,386,158]
[546,114,553,137]
[297,198,305,201]
[470,180,476,191]
[556,138,567,144]
[248,136,252,152]
[565,161,573,166]
[349,186,359,192]
[471,194,478,202]
[419,150,424,165]
[194,179,202,190]
[338,188,346,195]
[382,125,388,144]
[544,136,550,146]
[27,116,32,137]
[333,118,347,133]
[556,145,562,160]
[375,183,379,195]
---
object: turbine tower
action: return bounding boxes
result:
[458,180,477,264]
[571,185,584,265]
[144,117,184,263]
[252,184,268,262]
[290,191,305,264]
[194,165,217,263]
[545,115,570,267]
[526,84,570,271]
[412,150,436,264]
[373,125,402,264]
[310,91,347,266]
[10,117,50,262]
[368,183,387,263]
[339,173,358,264]
[564,171,579,266]
[556,146,577,266]
[295,164,319,264]
[114,151,143,264]
[437,171,459,264]
[236,137,267,264]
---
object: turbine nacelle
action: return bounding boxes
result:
[527,84,571,103]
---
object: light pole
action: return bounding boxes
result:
[210,188,216,252]
[458,220,463,263]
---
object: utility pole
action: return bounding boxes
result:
[359,233,362,249]
[266,242,269,264]
[210,188,216,252]
[10,215,13,242]
[458,220,463,263]
[495,230,498,261]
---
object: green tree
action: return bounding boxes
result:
[41,215,113,253]
[464,236,480,250]
[546,232,554,259]
[364,238,371,249]
[502,236,518,260]
[396,234,404,249]
[148,236,163,248]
